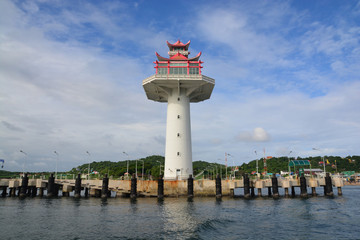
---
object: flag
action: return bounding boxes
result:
[0,159,4,168]
[251,171,256,175]
[326,159,330,165]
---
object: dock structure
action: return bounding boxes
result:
[0,175,344,199]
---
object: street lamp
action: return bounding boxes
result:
[86,151,91,180]
[288,150,292,175]
[227,153,233,180]
[123,152,129,178]
[139,159,144,180]
[254,150,258,175]
[54,151,59,179]
[20,150,27,176]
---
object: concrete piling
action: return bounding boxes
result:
[19,173,29,198]
[84,187,89,197]
[47,174,55,197]
[243,174,250,199]
[157,175,164,199]
[31,186,37,197]
[337,187,342,196]
[271,175,279,199]
[74,174,81,198]
[130,174,137,199]
[1,186,7,197]
[38,188,44,197]
[325,173,333,196]
[251,187,255,198]
[101,174,109,198]
[187,174,194,198]
[284,188,289,197]
[300,174,308,198]
[215,174,222,198]
[311,187,317,196]
[257,188,262,197]
[267,187,272,197]
[291,186,296,197]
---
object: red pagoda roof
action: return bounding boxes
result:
[155,51,202,61]
[167,40,191,50]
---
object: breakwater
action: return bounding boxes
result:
[0,173,344,199]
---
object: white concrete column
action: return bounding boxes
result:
[164,88,193,180]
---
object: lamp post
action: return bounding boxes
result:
[123,152,129,178]
[86,151,90,180]
[227,153,233,179]
[288,150,292,175]
[20,150,27,177]
[139,159,144,180]
[54,151,59,179]
[254,150,258,175]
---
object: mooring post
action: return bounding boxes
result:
[271,175,279,199]
[215,174,222,198]
[1,186,7,197]
[187,174,194,198]
[157,175,164,199]
[300,174,307,198]
[101,174,109,198]
[130,173,137,199]
[325,173,333,196]
[20,173,29,198]
[74,173,81,198]
[243,174,250,199]
[291,186,296,197]
[47,173,55,197]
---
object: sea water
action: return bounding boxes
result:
[0,186,359,240]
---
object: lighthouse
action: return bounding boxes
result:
[142,40,215,180]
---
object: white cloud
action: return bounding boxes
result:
[236,127,271,142]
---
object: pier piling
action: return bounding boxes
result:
[1,186,7,197]
[215,174,222,198]
[271,175,279,199]
[187,174,194,198]
[130,174,137,199]
[74,174,81,198]
[47,174,55,197]
[291,186,295,197]
[243,174,250,199]
[157,175,164,199]
[311,187,317,196]
[101,174,109,198]
[300,174,308,198]
[19,173,29,198]
[267,187,272,197]
[257,188,262,197]
[325,173,333,196]
[284,188,289,197]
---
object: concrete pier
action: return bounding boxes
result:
[300,174,308,198]
[19,173,29,198]
[0,174,346,199]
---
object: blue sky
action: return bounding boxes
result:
[1,0,360,172]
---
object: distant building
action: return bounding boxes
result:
[304,168,323,176]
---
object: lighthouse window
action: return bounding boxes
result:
[177,115,180,119]
[177,152,180,156]
[189,68,199,74]
[177,133,180,137]
[158,68,167,75]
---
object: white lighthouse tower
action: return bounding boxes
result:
[142,40,215,180]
